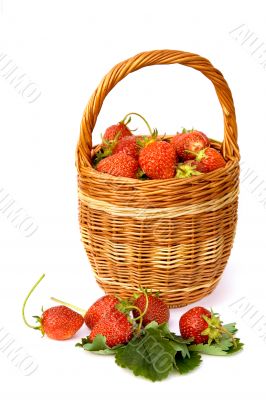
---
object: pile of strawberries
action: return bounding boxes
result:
[23,275,243,382]
[94,113,226,180]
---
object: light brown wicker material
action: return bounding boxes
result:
[76,50,240,308]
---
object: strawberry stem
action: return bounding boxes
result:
[50,297,86,316]
[121,112,153,136]
[22,273,45,330]
[124,305,144,333]
[127,289,150,334]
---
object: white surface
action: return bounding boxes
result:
[0,0,266,397]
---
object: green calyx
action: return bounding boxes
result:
[32,315,45,336]
[136,168,147,179]
[195,149,207,162]
[94,132,123,165]
[176,163,201,179]
[137,130,158,148]
[181,127,194,134]
[22,273,46,334]
[201,311,237,348]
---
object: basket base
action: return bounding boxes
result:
[95,276,221,309]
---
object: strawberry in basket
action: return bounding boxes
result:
[96,153,139,178]
[139,138,177,179]
[103,119,132,143]
[171,128,210,160]
[184,147,226,173]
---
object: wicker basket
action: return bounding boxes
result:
[76,50,240,308]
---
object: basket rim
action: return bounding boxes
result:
[77,156,240,187]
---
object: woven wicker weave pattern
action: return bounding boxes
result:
[76,50,240,307]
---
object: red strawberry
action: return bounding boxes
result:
[172,130,209,160]
[103,122,132,142]
[132,293,169,326]
[179,306,237,346]
[96,153,139,178]
[112,135,139,160]
[179,307,211,344]
[39,306,84,340]
[84,295,119,329]
[89,309,133,347]
[22,274,84,340]
[193,147,226,172]
[139,141,177,179]
[183,159,208,173]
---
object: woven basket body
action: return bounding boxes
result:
[76,50,240,308]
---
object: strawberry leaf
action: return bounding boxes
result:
[224,339,244,354]
[223,323,238,334]
[115,322,194,381]
[76,334,124,355]
[175,351,202,374]
[115,327,177,381]
[158,328,192,358]
[188,343,228,356]
[216,336,234,350]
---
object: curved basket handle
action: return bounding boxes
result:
[77,50,239,167]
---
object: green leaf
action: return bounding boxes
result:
[165,331,193,345]
[175,351,202,374]
[189,343,228,356]
[216,336,234,351]
[144,322,191,358]
[76,334,124,355]
[225,339,244,355]
[115,328,177,381]
[223,323,238,335]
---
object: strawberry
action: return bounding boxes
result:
[183,159,208,173]
[112,135,139,160]
[22,274,84,340]
[172,129,209,160]
[193,147,226,172]
[132,293,169,326]
[37,306,84,340]
[89,309,133,347]
[179,307,211,344]
[84,295,119,329]
[103,122,132,143]
[139,141,177,179]
[96,153,139,178]
[179,306,238,346]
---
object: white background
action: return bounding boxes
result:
[1,0,266,398]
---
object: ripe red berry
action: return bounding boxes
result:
[172,130,209,160]
[96,153,139,178]
[179,307,211,344]
[89,309,133,347]
[103,122,132,142]
[139,141,177,179]
[22,274,84,340]
[193,147,226,172]
[112,136,139,159]
[41,306,84,340]
[133,293,169,326]
[84,295,119,329]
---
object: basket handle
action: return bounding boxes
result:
[77,50,239,167]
